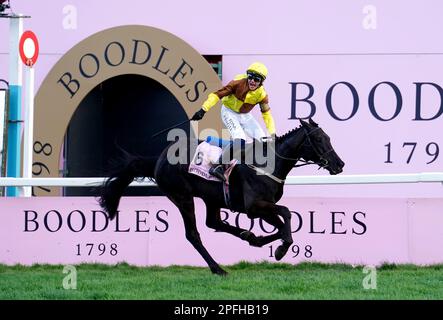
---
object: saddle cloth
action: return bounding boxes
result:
[188,141,237,183]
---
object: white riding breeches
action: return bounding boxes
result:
[220,105,265,142]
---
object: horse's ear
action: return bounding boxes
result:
[299,119,309,127]
[309,118,318,127]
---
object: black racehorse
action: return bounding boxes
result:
[98,118,345,275]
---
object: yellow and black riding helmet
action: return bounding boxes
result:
[246,62,268,83]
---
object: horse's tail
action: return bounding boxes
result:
[98,152,157,220]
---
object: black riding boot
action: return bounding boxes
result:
[209,146,230,181]
[209,139,245,182]
[209,163,226,182]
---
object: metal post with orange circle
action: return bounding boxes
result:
[19,30,39,197]
[2,13,30,196]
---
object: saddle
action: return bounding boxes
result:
[188,140,237,183]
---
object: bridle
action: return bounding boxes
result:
[268,127,333,169]
[248,126,333,184]
[300,127,334,168]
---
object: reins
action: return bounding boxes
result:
[267,127,331,169]
[247,127,330,184]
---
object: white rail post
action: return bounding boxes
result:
[22,63,34,197]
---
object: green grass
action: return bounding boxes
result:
[0,262,442,300]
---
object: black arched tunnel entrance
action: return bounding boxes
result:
[63,74,193,196]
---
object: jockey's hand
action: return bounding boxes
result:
[191,108,206,121]
[271,133,277,140]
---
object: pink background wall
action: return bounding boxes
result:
[2,1,443,55]
[1,1,441,199]
[1,197,442,266]
[0,2,441,265]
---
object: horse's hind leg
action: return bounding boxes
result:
[252,215,286,246]
[205,203,259,246]
[170,196,227,276]
[247,201,293,260]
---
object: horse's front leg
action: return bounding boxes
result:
[170,197,227,276]
[204,203,260,246]
[247,201,293,260]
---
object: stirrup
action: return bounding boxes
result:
[209,165,226,182]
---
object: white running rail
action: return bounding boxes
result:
[0,172,442,187]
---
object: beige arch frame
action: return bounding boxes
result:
[33,25,222,196]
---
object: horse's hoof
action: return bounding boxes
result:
[213,268,228,276]
[240,231,263,247]
[249,236,264,247]
[239,231,253,240]
[275,244,290,261]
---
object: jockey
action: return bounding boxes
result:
[191,62,276,181]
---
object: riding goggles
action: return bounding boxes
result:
[247,72,263,83]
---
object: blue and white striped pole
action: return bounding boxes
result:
[7,15,24,196]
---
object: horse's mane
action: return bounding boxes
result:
[276,126,302,142]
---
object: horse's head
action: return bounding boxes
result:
[298,118,345,175]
